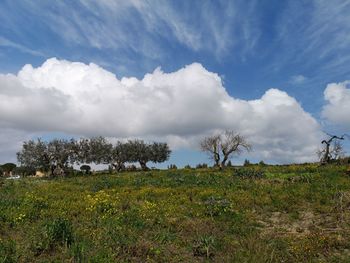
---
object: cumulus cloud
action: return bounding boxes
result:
[0,58,323,163]
[322,81,350,129]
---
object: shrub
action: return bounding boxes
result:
[233,168,265,179]
[125,164,137,171]
[13,166,36,176]
[196,163,208,169]
[80,165,91,175]
[184,164,192,169]
[204,196,231,217]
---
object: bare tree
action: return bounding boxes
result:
[318,133,348,164]
[220,130,251,168]
[200,134,221,167]
[200,130,251,169]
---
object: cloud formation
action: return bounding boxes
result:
[0,58,323,163]
[322,81,350,130]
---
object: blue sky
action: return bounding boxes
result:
[0,0,349,167]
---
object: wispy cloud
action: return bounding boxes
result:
[0,37,44,57]
[290,75,307,85]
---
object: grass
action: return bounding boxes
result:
[0,164,350,262]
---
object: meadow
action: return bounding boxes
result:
[1,164,350,262]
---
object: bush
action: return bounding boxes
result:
[14,166,36,176]
[80,165,91,175]
[196,163,208,169]
[45,218,74,248]
[233,168,265,179]
[184,164,192,169]
[204,196,231,217]
[125,164,137,172]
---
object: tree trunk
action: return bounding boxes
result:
[214,153,220,168]
[139,161,149,171]
[321,142,330,165]
[220,155,229,169]
[112,162,125,172]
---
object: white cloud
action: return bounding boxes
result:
[322,81,350,129]
[0,58,323,163]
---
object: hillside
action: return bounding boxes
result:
[1,165,350,262]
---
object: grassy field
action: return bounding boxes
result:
[1,165,350,262]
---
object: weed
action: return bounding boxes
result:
[45,218,74,248]
[193,235,216,258]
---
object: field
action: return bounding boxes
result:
[1,165,350,262]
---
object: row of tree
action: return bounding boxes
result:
[17,137,171,176]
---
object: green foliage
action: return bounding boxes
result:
[204,196,231,217]
[1,163,16,173]
[0,239,17,263]
[45,218,74,248]
[233,167,265,178]
[80,164,91,175]
[1,164,350,261]
[193,235,216,258]
[196,163,208,169]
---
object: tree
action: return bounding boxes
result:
[243,159,251,167]
[109,141,129,172]
[1,163,16,176]
[77,137,112,165]
[17,138,77,177]
[318,134,349,164]
[200,134,221,167]
[200,130,251,169]
[126,140,171,170]
[150,142,171,164]
[17,139,49,172]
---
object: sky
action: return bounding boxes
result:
[0,0,350,167]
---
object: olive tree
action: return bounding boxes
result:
[126,140,171,170]
[109,141,130,172]
[17,138,77,176]
[200,130,251,169]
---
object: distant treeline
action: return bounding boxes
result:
[16,137,171,176]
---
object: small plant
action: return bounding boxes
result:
[45,218,74,248]
[71,242,86,263]
[193,235,215,258]
[204,196,231,217]
[0,239,17,263]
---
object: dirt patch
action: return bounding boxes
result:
[259,210,338,236]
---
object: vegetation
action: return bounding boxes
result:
[1,164,350,262]
[200,130,251,169]
[16,137,171,176]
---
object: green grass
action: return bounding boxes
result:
[1,164,350,262]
